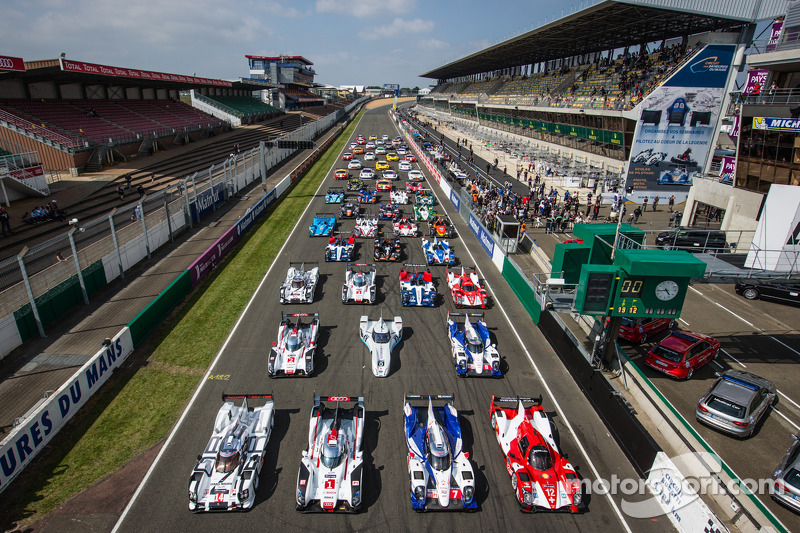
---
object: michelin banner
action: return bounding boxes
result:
[624,44,735,204]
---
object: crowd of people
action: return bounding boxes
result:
[21,200,67,226]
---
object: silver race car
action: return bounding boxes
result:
[279,262,319,304]
[296,395,365,512]
[359,311,403,377]
[188,394,275,512]
[342,263,377,304]
[268,313,319,377]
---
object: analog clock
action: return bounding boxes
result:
[655,280,680,301]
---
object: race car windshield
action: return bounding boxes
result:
[428,451,451,471]
[215,451,240,473]
[291,278,305,290]
[529,447,552,471]
[353,274,367,287]
[286,335,301,351]
[467,339,483,355]
[650,345,683,363]
[321,445,344,469]
[463,284,475,293]
[372,330,391,343]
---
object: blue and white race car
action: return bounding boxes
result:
[309,213,336,236]
[399,264,436,307]
[447,312,501,377]
[326,187,345,204]
[325,235,355,262]
[403,394,476,511]
[422,237,456,266]
[358,188,377,204]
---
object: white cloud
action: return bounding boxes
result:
[316,0,414,18]
[359,18,433,41]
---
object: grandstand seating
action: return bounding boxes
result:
[204,95,280,117]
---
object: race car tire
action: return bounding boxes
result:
[491,413,497,430]
[512,473,518,491]
[685,367,694,380]
[639,332,647,344]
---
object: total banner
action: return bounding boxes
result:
[624,44,736,204]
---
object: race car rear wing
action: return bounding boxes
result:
[313,394,365,405]
[222,393,274,401]
[404,393,455,405]
[347,262,375,270]
[492,394,543,406]
[282,312,319,319]
[289,261,319,269]
[314,212,335,218]
[447,312,484,319]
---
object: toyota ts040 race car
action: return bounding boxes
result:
[447,312,500,377]
[268,313,319,377]
[490,396,583,513]
[296,395,365,512]
[342,263,376,304]
[399,264,436,307]
[422,237,455,266]
[404,394,476,511]
[279,262,319,304]
[447,267,488,308]
[353,216,378,238]
[325,235,355,262]
[360,311,403,377]
[188,394,275,512]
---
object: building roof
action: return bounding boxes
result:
[245,55,314,66]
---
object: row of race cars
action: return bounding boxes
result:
[189,393,582,514]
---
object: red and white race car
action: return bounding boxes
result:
[334,169,349,180]
[489,395,583,513]
[447,267,488,308]
[406,182,425,193]
[353,216,378,238]
[393,216,419,237]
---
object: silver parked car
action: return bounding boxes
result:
[695,370,776,437]
[773,434,800,513]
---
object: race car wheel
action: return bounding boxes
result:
[685,367,694,380]
[663,243,673,250]
[639,332,647,344]
[491,413,497,430]
[742,288,759,300]
[511,473,518,491]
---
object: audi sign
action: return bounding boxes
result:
[0,56,25,72]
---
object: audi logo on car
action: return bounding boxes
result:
[326,396,350,401]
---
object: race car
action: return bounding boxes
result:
[383,169,398,180]
[369,135,377,141]
[309,213,335,237]
[405,154,418,163]
[353,147,364,155]
[430,214,455,238]
[359,311,403,377]
[360,168,375,180]
[403,394,476,511]
[342,152,353,161]
[364,152,375,161]
[348,159,362,170]
[378,202,400,220]
[489,396,583,513]
[374,235,401,261]
[407,174,424,187]
[413,204,436,222]
[348,142,357,150]
[422,237,455,266]
[326,187,345,204]
[356,135,365,144]
[447,267,488,308]
[366,141,375,149]
[342,263,377,304]
[279,262,319,303]
[376,179,392,192]
[447,312,501,377]
[398,161,412,172]
[393,216,419,237]
[397,147,407,156]
[358,188,377,204]
[348,178,364,191]
[416,189,436,206]
[325,235,356,262]
[390,189,409,205]
[339,200,361,219]
[188,394,275,512]
[399,265,436,307]
[334,169,349,180]
[375,146,387,155]
[268,313,319,377]
[387,153,399,162]
[376,160,390,171]
[353,216,378,238]
[296,395,365,512]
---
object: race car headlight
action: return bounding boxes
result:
[521,489,532,505]
[297,491,305,506]
[352,491,361,506]
[414,485,426,502]
[188,490,197,503]
[239,489,249,502]
[463,485,474,503]
[573,491,582,505]
[459,361,466,370]
[492,360,500,371]
[306,361,313,372]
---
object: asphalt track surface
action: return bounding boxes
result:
[115,106,675,533]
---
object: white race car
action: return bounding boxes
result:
[296,395,365,512]
[188,394,275,512]
[342,263,376,304]
[359,312,403,377]
[353,216,378,238]
[393,216,419,237]
[268,313,319,377]
[447,312,501,377]
[398,160,412,171]
[279,262,319,304]
[390,189,409,205]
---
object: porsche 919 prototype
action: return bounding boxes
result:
[342,263,377,304]
[268,313,319,377]
[399,264,436,307]
[359,311,403,377]
[447,313,500,377]
[279,262,319,304]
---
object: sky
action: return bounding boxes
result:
[0,0,589,89]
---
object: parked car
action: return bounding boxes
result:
[696,370,776,437]
[644,330,720,380]
[772,434,800,512]
[617,317,674,344]
[654,228,729,252]
[734,279,800,307]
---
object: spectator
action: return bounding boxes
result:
[125,174,132,189]
[137,184,145,199]
[0,207,11,236]
[22,212,35,225]
[118,184,125,201]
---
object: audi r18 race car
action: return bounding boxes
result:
[353,215,378,238]
[359,311,403,377]
[339,200,361,219]
[325,235,355,262]
[374,235,401,261]
[296,395,365,512]
[430,214,455,238]
[279,262,319,304]
[342,263,377,304]
[309,214,335,237]
[358,188,377,204]
[188,394,275,512]
[390,189,409,204]
[404,394,476,511]
[268,313,319,377]
[414,204,435,222]
[348,178,364,191]
[447,312,500,377]
[422,237,455,266]
[393,216,419,237]
[334,169,349,180]
[447,267,488,308]
[489,396,583,513]
[378,202,400,220]
[399,265,436,307]
[326,187,345,204]
[416,190,436,206]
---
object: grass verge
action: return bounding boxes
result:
[1,110,363,530]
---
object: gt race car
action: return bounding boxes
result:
[188,394,275,512]
[407,170,423,182]
[334,169,349,180]
[376,179,392,192]
[390,189,409,204]
[399,264,436,307]
[268,313,319,377]
[490,396,583,513]
[394,216,419,237]
[296,395,365,512]
[422,237,456,266]
[374,235,401,261]
[447,312,500,377]
[326,187,345,204]
[360,168,376,179]
[353,216,378,238]
[359,311,403,377]
[447,267,488,308]
[325,235,355,262]
[414,204,436,222]
[309,213,335,237]
[279,262,319,304]
[342,263,377,304]
[404,394,476,511]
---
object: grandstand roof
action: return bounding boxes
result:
[245,55,314,66]
[421,0,788,80]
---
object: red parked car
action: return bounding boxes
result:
[644,330,720,380]
[617,317,674,344]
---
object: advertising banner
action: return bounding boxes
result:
[766,20,784,52]
[624,44,735,204]
[730,114,740,140]
[190,183,226,222]
[0,55,25,72]
[752,117,800,132]
[9,165,44,181]
[718,156,735,185]
[743,69,768,95]
[235,189,276,237]
[189,226,238,286]
[468,213,496,258]
[450,189,460,210]
[61,59,231,87]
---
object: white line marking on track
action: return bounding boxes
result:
[679,318,690,326]
[711,360,723,369]
[689,286,703,295]
[719,348,746,368]
[772,407,800,432]
[770,336,800,359]
[713,302,755,328]
[112,116,362,533]
[779,390,800,413]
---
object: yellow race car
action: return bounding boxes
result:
[386,153,399,162]
[376,160,390,171]
[369,135,378,141]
